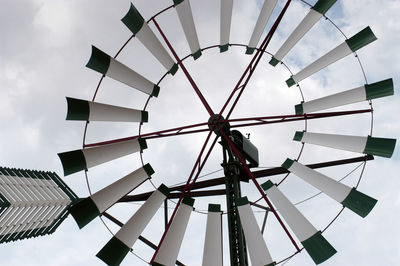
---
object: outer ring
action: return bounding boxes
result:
[81,0,374,264]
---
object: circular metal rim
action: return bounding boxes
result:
[80,0,374,264]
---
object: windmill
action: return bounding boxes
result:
[1,0,396,265]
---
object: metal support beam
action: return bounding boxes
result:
[221,142,248,266]
[119,155,373,203]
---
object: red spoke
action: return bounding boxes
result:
[150,131,219,264]
[219,129,301,252]
[228,109,372,128]
[151,18,215,117]
[219,0,292,119]
[83,121,209,148]
[84,109,371,148]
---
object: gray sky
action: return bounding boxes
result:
[0,0,399,265]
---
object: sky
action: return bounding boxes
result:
[0,0,399,265]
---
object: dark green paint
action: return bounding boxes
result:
[169,63,179,75]
[157,183,170,197]
[261,180,274,191]
[141,111,148,123]
[192,49,202,60]
[58,150,87,176]
[346,26,377,52]
[208,203,221,212]
[219,44,229,53]
[341,188,377,218]
[182,196,195,207]
[301,231,337,264]
[143,163,155,177]
[293,131,304,141]
[66,97,90,121]
[235,196,249,207]
[295,103,304,115]
[173,0,184,5]
[364,136,396,158]
[138,138,148,150]
[365,78,394,100]
[245,46,255,55]
[121,3,145,35]
[68,197,100,229]
[96,236,130,266]
[151,85,160,97]
[281,158,294,170]
[86,45,111,75]
[286,77,296,87]
[312,0,337,15]
[269,57,279,66]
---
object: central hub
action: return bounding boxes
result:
[208,114,230,136]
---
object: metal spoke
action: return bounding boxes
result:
[119,154,374,202]
[150,131,218,264]
[218,129,301,251]
[152,18,215,116]
[102,212,185,266]
[84,109,371,148]
[219,0,292,119]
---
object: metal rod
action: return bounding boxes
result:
[152,18,215,116]
[219,129,301,251]
[219,0,292,118]
[119,155,374,202]
[84,109,371,147]
[102,212,185,266]
[150,132,217,264]
[164,199,168,229]
[261,211,269,235]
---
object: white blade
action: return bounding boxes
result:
[86,46,160,96]
[297,85,366,114]
[270,0,338,66]
[246,0,278,54]
[202,204,223,266]
[91,166,152,213]
[66,97,148,122]
[122,3,178,75]
[286,27,377,87]
[282,159,377,218]
[236,197,274,266]
[261,180,336,264]
[153,197,195,266]
[58,138,147,176]
[294,131,396,158]
[295,78,394,114]
[96,184,169,266]
[174,0,202,60]
[270,9,322,65]
[68,164,154,229]
[294,131,367,153]
[220,0,233,52]
[262,181,317,241]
